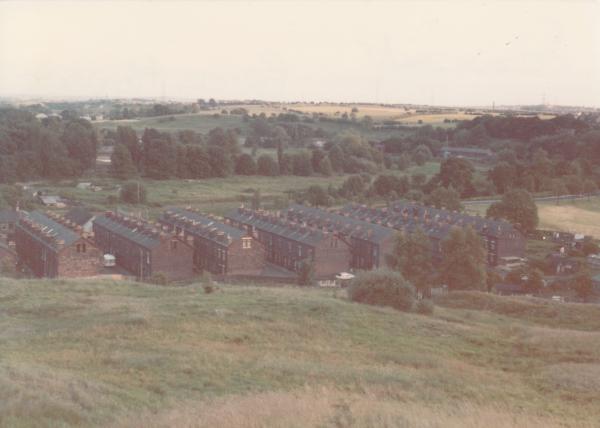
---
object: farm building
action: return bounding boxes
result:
[15,211,102,278]
[159,207,265,276]
[63,207,95,233]
[225,207,353,278]
[93,212,194,281]
[440,147,495,161]
[338,201,526,266]
[0,209,20,245]
[282,204,396,270]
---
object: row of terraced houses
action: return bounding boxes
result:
[3,202,527,282]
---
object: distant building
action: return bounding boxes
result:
[494,282,527,296]
[63,207,95,233]
[440,147,494,161]
[15,211,102,278]
[37,195,65,208]
[159,207,265,277]
[93,212,194,281]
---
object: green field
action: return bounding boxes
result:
[16,161,440,217]
[1,278,599,427]
[96,112,414,140]
[21,175,353,217]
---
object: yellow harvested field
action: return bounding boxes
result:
[538,203,600,238]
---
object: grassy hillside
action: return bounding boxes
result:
[1,278,599,427]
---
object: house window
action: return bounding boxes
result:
[242,238,252,249]
[76,243,86,253]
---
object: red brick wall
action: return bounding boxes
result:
[314,236,352,278]
[152,238,195,281]
[57,239,103,278]
[227,237,266,275]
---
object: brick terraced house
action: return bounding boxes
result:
[15,211,102,278]
[338,201,526,266]
[159,207,265,276]
[225,207,352,278]
[282,204,396,271]
[93,212,194,281]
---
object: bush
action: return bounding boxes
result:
[416,299,434,315]
[148,272,168,286]
[348,270,415,312]
[120,181,147,204]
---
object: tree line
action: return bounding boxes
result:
[0,109,97,183]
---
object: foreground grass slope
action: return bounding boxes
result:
[1,279,599,427]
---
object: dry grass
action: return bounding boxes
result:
[466,197,600,238]
[1,279,599,427]
[119,387,587,428]
[538,202,600,238]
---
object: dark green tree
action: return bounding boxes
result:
[387,228,434,296]
[440,226,487,290]
[120,181,147,204]
[256,155,279,176]
[110,144,137,179]
[486,189,538,232]
[235,154,257,175]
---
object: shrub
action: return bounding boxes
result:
[297,260,315,286]
[120,181,147,204]
[348,270,415,312]
[148,272,168,286]
[416,299,435,315]
[201,272,215,294]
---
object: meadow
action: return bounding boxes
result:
[16,162,440,217]
[1,278,599,427]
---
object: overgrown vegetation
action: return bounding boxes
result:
[0,279,599,427]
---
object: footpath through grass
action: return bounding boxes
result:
[1,278,599,427]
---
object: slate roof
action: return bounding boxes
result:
[284,204,395,244]
[64,207,94,226]
[161,207,246,245]
[93,214,162,249]
[0,209,19,223]
[339,201,520,239]
[19,211,81,250]
[225,208,328,247]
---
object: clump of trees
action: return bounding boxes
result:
[0,109,97,183]
[439,226,487,291]
[348,270,416,312]
[487,189,539,233]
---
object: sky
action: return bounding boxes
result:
[0,1,599,107]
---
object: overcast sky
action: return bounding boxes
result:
[0,1,599,106]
